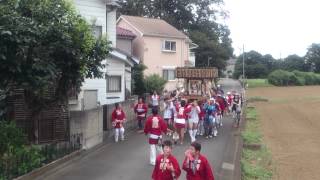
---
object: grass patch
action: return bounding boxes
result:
[246,107,258,120]
[247,96,269,103]
[245,79,273,88]
[241,147,273,180]
[241,106,273,180]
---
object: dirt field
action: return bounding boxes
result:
[247,86,320,180]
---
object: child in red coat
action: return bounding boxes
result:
[152,140,181,180]
[111,103,126,142]
[183,142,215,180]
[144,108,168,165]
[134,97,148,132]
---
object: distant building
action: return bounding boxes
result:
[117,15,197,91]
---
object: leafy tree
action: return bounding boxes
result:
[132,63,147,95]
[282,54,308,71]
[305,43,320,73]
[144,74,167,94]
[0,0,110,115]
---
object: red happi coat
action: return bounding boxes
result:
[174,105,191,128]
[144,115,167,144]
[216,96,226,111]
[182,155,215,180]
[111,108,126,128]
[134,103,148,119]
[152,154,181,180]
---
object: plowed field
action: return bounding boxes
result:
[247,86,320,180]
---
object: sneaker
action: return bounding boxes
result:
[209,135,213,138]
[220,123,223,127]
[150,162,155,166]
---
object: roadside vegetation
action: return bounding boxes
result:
[245,79,273,88]
[241,104,274,180]
[268,70,320,86]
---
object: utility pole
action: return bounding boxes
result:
[242,44,246,101]
[242,44,245,86]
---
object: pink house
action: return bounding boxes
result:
[117,15,196,91]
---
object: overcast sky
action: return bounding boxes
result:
[223,0,320,59]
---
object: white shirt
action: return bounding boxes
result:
[151,95,159,106]
[189,106,200,120]
[163,101,174,119]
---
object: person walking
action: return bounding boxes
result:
[163,97,175,135]
[134,97,148,133]
[111,103,126,142]
[144,108,168,166]
[188,100,201,142]
[204,98,216,139]
[182,142,215,180]
[152,140,181,180]
[151,91,160,110]
[174,100,191,145]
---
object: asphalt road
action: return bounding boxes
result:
[38,78,242,180]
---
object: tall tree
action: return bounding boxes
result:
[233,51,270,78]
[0,0,110,116]
[305,43,320,73]
[283,54,308,71]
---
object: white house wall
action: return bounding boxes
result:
[106,58,125,104]
[71,0,110,111]
[125,66,132,94]
[73,0,107,34]
[107,10,117,47]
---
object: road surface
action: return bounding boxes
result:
[37,78,242,180]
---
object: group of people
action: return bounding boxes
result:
[152,140,215,180]
[111,89,242,179]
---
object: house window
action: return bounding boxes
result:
[163,69,176,80]
[163,40,176,52]
[92,25,102,39]
[107,76,121,92]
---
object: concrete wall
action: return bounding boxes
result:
[70,108,103,150]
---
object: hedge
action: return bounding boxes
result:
[268,70,320,86]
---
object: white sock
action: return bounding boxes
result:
[189,130,193,141]
[193,129,198,139]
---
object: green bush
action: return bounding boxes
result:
[0,121,44,179]
[268,70,320,86]
[144,74,167,94]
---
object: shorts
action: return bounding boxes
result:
[189,118,199,124]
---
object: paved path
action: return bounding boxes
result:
[38,78,242,180]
